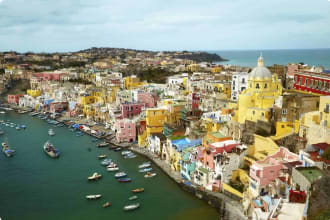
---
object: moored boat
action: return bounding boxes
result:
[144,172,157,178]
[124,153,136,159]
[114,147,122,152]
[128,195,138,201]
[101,159,112,166]
[123,203,140,211]
[118,177,131,183]
[121,150,131,156]
[88,172,102,180]
[132,188,144,193]
[98,155,107,159]
[86,194,102,200]
[107,162,117,168]
[114,172,127,178]
[97,142,109,147]
[139,167,152,173]
[138,162,151,169]
[43,141,60,158]
[48,128,55,136]
[107,167,119,172]
[2,140,15,157]
[103,202,111,208]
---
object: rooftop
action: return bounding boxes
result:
[297,167,323,182]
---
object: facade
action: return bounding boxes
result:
[116,119,136,143]
[8,94,24,105]
[121,103,145,119]
[231,72,249,101]
[293,71,330,95]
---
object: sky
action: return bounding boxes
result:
[0,0,329,52]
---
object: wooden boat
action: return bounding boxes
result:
[103,202,111,208]
[118,178,131,183]
[86,194,102,200]
[123,203,140,211]
[144,172,157,178]
[88,172,102,180]
[98,155,107,159]
[132,188,144,193]
[97,142,109,147]
[128,195,138,200]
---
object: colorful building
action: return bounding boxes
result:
[293,71,330,95]
[116,119,136,143]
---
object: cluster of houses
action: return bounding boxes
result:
[4,52,330,219]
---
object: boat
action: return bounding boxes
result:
[91,138,98,142]
[103,202,111,208]
[48,128,55,136]
[132,188,144,193]
[0,111,5,114]
[98,155,107,159]
[128,195,138,201]
[86,194,102,200]
[118,178,131,183]
[107,167,119,171]
[139,167,152,173]
[2,140,15,157]
[121,150,131,156]
[124,153,136,159]
[88,172,102,181]
[101,159,112,166]
[76,133,83,137]
[123,203,140,211]
[20,125,26,129]
[0,129,4,135]
[43,141,60,158]
[138,162,151,169]
[107,162,117,168]
[114,172,127,178]
[15,126,21,130]
[97,142,109,147]
[114,147,122,152]
[144,172,157,178]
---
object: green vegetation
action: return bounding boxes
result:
[68,78,92,85]
[321,148,330,160]
[174,52,228,63]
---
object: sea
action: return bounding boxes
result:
[211,48,330,68]
[0,112,219,220]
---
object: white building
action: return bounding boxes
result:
[231,72,249,101]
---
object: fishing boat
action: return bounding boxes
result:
[97,142,109,147]
[123,203,140,211]
[139,167,152,173]
[121,150,131,156]
[144,172,157,178]
[101,159,112,166]
[2,140,15,157]
[88,172,102,181]
[114,172,127,178]
[98,155,107,159]
[128,195,138,201]
[43,141,60,158]
[107,167,119,171]
[103,202,111,208]
[138,162,151,169]
[48,128,55,136]
[118,178,131,183]
[132,188,144,193]
[124,153,136,159]
[86,194,102,200]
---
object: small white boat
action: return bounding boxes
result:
[121,150,131,156]
[97,142,109,147]
[48,128,55,136]
[107,167,119,171]
[2,141,15,157]
[43,141,60,158]
[114,172,127,178]
[107,162,117,168]
[86,194,102,200]
[101,159,112,166]
[123,203,140,211]
[0,111,5,114]
[138,163,151,169]
[88,172,102,180]
[144,172,157,178]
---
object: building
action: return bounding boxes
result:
[293,70,330,95]
[116,119,136,143]
[231,72,249,101]
[237,55,282,124]
[7,94,24,105]
[121,103,145,119]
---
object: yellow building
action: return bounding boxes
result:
[146,108,167,136]
[211,66,222,73]
[237,55,282,124]
[124,76,146,90]
[27,89,41,97]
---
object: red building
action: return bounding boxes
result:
[7,94,24,105]
[293,71,330,95]
[121,102,145,119]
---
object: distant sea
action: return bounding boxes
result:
[211,48,330,69]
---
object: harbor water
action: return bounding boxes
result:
[0,112,219,220]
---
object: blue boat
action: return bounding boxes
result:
[118,177,131,183]
[139,168,152,173]
[20,125,26,129]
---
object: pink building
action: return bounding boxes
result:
[7,94,24,105]
[34,72,65,81]
[204,140,240,170]
[287,63,299,77]
[137,92,158,108]
[49,102,68,113]
[250,147,300,196]
[116,119,136,143]
[121,103,145,119]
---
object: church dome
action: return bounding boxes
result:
[249,54,272,80]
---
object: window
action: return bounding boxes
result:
[256,83,260,89]
[250,83,252,88]
[294,76,298,83]
[323,81,327,90]
[281,125,285,128]
[305,79,308,86]
[253,111,255,115]
[264,83,267,89]
[315,80,318,88]
[310,79,314,87]
[261,112,264,117]
[282,109,287,115]
[242,78,246,83]
[319,80,322,89]
[299,77,302,85]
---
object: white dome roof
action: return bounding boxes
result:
[249,66,272,80]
